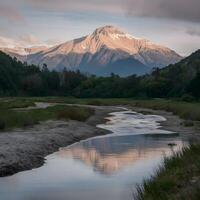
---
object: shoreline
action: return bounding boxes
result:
[0,104,199,178]
[131,106,200,142]
[0,106,119,177]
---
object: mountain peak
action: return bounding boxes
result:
[92,25,145,41]
[92,25,124,36]
[2,25,182,76]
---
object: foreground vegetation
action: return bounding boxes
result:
[30,97,199,200]
[135,145,200,200]
[0,98,200,199]
[0,98,94,130]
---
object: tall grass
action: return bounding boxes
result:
[134,145,200,200]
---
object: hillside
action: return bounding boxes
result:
[0,49,199,98]
[141,49,200,97]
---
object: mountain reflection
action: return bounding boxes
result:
[57,134,183,175]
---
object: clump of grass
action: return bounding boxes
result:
[0,98,35,109]
[56,106,94,121]
[134,145,200,200]
[87,100,105,106]
[132,100,200,121]
[0,119,5,130]
[0,100,94,130]
[34,96,79,104]
[181,120,194,127]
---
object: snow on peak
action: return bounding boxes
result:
[93,25,124,36]
[92,25,145,42]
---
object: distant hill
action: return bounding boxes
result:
[141,49,200,97]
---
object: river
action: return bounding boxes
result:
[0,109,187,200]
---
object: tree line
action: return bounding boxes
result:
[0,50,199,99]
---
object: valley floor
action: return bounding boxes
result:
[0,100,119,177]
[0,97,200,199]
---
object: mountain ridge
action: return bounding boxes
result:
[0,26,182,76]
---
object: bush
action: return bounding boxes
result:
[0,120,5,130]
[57,107,94,122]
[181,94,195,102]
[87,100,103,106]
[23,118,37,127]
[181,120,194,127]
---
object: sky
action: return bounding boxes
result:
[0,0,199,56]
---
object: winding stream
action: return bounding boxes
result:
[0,109,187,200]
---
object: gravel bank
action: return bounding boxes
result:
[0,106,119,177]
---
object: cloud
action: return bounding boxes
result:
[45,39,64,46]
[22,0,124,14]
[187,28,200,37]
[0,3,24,22]
[26,0,200,22]
[0,34,62,48]
[19,35,41,46]
[2,0,200,23]
[125,0,200,23]
[0,35,41,48]
[0,36,18,48]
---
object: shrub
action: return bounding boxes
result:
[181,120,194,127]
[181,94,195,102]
[0,120,5,130]
[57,107,94,122]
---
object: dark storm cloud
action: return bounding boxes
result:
[126,0,200,22]
[20,0,200,22]
[1,0,200,23]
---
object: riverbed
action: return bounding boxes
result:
[0,109,187,200]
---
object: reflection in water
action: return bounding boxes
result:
[59,134,183,175]
[0,110,187,200]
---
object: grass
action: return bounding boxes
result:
[131,99,200,121]
[0,97,200,129]
[0,98,94,130]
[1,97,199,199]
[19,97,200,121]
[1,97,200,200]
[134,144,200,200]
[0,98,35,109]
[75,98,200,122]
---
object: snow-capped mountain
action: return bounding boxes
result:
[0,46,49,62]
[1,26,182,76]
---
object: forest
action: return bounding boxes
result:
[0,50,199,99]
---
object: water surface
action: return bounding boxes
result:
[0,110,187,200]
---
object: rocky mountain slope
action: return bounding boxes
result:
[1,26,182,76]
